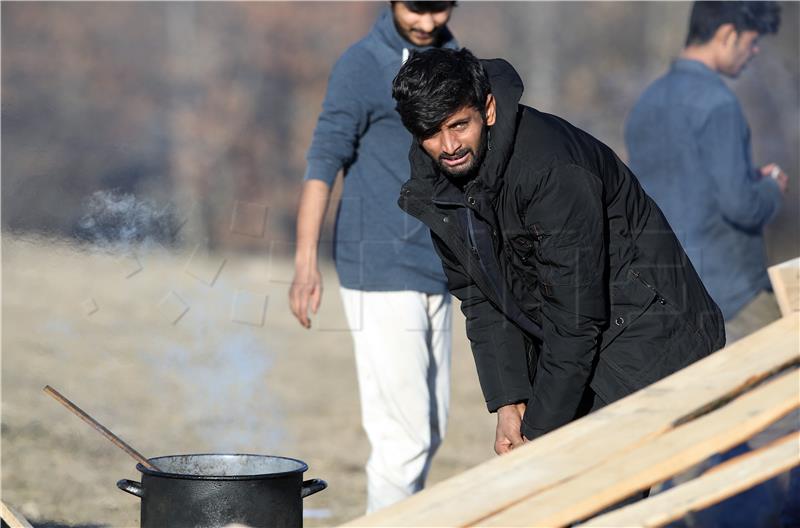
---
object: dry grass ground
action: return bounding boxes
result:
[1,236,495,527]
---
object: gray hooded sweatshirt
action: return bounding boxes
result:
[304,7,457,292]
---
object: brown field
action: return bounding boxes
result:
[1,236,495,527]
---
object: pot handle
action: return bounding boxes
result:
[117,479,144,498]
[301,478,327,499]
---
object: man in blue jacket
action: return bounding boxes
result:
[627,4,798,525]
[626,1,788,343]
[289,1,457,512]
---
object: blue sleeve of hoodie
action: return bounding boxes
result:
[304,48,373,185]
[700,101,782,230]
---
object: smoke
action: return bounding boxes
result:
[74,189,180,250]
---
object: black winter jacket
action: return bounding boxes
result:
[399,59,725,439]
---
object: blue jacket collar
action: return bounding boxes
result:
[672,58,720,78]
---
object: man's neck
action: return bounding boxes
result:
[680,46,720,73]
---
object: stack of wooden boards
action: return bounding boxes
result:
[343,257,800,527]
[0,501,34,528]
[769,257,800,318]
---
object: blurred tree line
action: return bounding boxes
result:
[2,2,798,262]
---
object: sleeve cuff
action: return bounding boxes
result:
[521,405,573,438]
[521,421,546,440]
[759,177,783,224]
[486,392,530,413]
[303,158,341,186]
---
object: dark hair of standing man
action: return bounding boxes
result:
[392,48,490,140]
[392,1,457,14]
[685,1,781,46]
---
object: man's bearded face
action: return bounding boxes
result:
[392,2,452,47]
[421,105,490,182]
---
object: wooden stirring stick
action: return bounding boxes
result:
[43,385,160,471]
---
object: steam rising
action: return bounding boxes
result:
[74,190,180,249]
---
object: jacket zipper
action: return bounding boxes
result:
[402,184,543,339]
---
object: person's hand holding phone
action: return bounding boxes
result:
[761,163,789,194]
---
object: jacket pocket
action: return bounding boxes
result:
[594,269,710,400]
[506,233,537,264]
[524,337,539,384]
[597,302,707,399]
[506,224,548,286]
[599,268,658,351]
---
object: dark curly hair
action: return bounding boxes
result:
[686,1,781,46]
[392,1,456,14]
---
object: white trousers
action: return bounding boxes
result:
[339,287,452,513]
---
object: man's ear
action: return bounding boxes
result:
[485,94,497,127]
[714,23,738,47]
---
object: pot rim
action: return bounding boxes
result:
[137,453,309,481]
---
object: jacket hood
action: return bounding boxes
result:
[409,58,525,200]
[372,7,456,56]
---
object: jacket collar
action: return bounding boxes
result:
[408,58,525,205]
[672,58,722,79]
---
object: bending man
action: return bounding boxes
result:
[392,48,725,451]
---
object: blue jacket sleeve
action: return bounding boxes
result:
[699,101,782,230]
[520,164,608,439]
[304,49,372,185]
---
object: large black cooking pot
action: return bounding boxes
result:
[116,454,326,528]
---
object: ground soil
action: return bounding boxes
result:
[1,236,495,527]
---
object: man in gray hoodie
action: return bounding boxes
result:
[289,1,458,512]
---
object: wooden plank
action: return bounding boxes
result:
[0,501,34,528]
[769,257,800,317]
[479,369,800,527]
[580,432,800,528]
[342,315,799,527]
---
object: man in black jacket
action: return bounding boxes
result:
[392,48,725,454]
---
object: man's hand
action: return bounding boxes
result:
[289,179,332,329]
[760,163,789,194]
[495,402,527,455]
[289,261,322,329]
